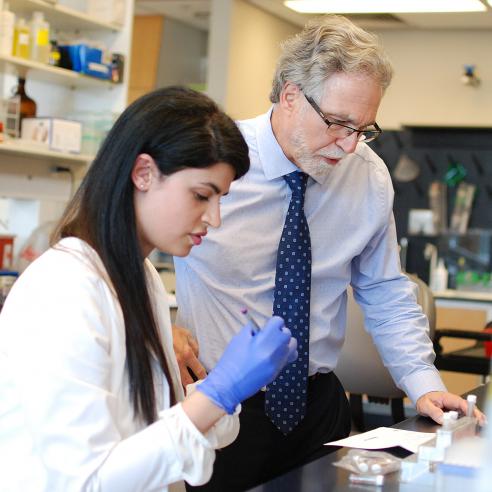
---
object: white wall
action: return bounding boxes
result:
[376,29,492,129]
[208,1,492,128]
[225,0,299,119]
[208,0,299,119]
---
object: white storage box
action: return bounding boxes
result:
[21,117,82,154]
[86,0,126,26]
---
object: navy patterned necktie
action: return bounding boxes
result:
[266,170,311,434]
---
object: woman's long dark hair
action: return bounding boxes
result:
[52,86,250,424]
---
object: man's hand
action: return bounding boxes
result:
[416,391,486,426]
[172,325,207,388]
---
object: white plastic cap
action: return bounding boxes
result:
[442,412,452,428]
[467,394,477,403]
[449,410,459,420]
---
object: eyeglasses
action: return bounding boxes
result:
[304,94,382,143]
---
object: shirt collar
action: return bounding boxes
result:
[256,106,297,181]
[255,106,334,185]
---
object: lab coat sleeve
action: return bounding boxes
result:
[4,249,222,491]
[91,403,217,490]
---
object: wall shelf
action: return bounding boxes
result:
[0,54,116,89]
[9,0,122,31]
[0,141,93,166]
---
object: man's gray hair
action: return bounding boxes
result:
[270,15,393,103]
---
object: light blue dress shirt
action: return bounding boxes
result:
[174,108,446,404]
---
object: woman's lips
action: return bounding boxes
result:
[190,232,207,246]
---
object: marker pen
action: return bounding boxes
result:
[241,308,266,392]
[241,307,260,334]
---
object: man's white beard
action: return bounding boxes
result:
[290,126,346,178]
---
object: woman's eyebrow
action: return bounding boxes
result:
[199,182,221,194]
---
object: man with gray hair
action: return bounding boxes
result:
[174,15,484,491]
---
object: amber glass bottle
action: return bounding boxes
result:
[15,77,37,120]
[8,77,37,137]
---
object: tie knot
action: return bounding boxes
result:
[284,171,308,198]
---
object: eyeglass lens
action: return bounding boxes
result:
[327,123,378,142]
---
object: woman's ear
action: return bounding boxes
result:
[132,153,157,191]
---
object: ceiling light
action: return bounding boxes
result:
[284,0,487,14]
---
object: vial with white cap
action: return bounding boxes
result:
[466,394,477,417]
[442,412,452,429]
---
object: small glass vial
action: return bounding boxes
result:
[48,39,61,66]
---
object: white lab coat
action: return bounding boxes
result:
[0,237,239,491]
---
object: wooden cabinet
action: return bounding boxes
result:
[128,15,163,104]
[435,296,491,396]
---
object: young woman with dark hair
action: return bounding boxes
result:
[0,86,297,491]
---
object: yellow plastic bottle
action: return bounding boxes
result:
[13,17,30,59]
[29,11,50,64]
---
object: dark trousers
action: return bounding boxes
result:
[187,372,351,492]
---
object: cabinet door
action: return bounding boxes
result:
[128,15,163,104]
[436,306,487,396]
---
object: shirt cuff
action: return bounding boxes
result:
[399,367,447,404]
[157,404,216,486]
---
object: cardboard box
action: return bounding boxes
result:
[86,0,126,26]
[21,117,82,154]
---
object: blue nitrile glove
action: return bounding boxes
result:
[197,316,298,414]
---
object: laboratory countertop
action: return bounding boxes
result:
[248,383,489,492]
[433,289,492,303]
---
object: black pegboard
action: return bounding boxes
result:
[369,128,492,240]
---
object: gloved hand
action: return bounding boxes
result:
[197,316,297,414]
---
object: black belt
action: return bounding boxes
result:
[308,372,331,382]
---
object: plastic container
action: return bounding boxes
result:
[60,44,111,79]
[13,17,30,58]
[48,39,61,66]
[0,2,15,56]
[431,258,448,291]
[29,11,50,64]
